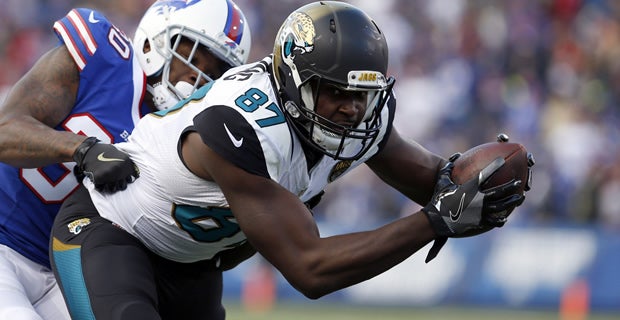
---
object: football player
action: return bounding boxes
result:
[50,2,531,319]
[0,0,251,318]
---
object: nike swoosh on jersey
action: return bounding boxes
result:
[88,11,100,23]
[450,193,467,221]
[97,152,124,162]
[224,123,243,148]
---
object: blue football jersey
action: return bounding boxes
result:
[0,8,150,268]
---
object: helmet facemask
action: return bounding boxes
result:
[149,28,234,110]
[283,73,395,160]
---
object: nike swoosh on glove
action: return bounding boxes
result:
[422,154,522,262]
[73,137,140,193]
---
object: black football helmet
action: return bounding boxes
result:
[272,1,395,160]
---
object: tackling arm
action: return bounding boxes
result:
[0,45,84,167]
[0,45,139,192]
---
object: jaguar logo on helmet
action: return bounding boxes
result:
[280,12,315,58]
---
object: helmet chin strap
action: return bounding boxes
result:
[285,99,343,154]
[148,81,194,111]
[312,125,344,152]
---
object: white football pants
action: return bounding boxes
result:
[0,245,70,320]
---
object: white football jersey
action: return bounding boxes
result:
[85,57,395,263]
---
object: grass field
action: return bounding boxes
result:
[224,302,620,320]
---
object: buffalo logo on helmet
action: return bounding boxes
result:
[152,0,246,47]
[152,0,201,15]
[280,12,315,59]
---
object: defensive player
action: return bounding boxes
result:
[0,0,251,318]
[51,2,532,319]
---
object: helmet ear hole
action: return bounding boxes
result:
[143,39,152,54]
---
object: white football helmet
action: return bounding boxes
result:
[134,0,252,110]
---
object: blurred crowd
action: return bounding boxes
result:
[1,0,619,230]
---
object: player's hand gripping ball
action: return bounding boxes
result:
[450,133,534,236]
[422,134,534,262]
[423,134,534,238]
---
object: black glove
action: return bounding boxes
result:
[73,137,139,193]
[422,153,523,262]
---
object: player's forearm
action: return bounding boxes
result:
[0,118,84,167]
[278,211,435,299]
[0,45,82,168]
[367,130,446,205]
[384,155,446,205]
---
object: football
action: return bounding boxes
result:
[451,141,529,195]
[450,141,530,237]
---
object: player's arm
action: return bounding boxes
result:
[368,129,532,261]
[0,43,138,192]
[365,126,446,205]
[188,131,436,299]
[0,45,84,167]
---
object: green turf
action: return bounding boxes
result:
[224,302,619,320]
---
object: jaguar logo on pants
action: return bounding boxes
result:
[67,218,91,235]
